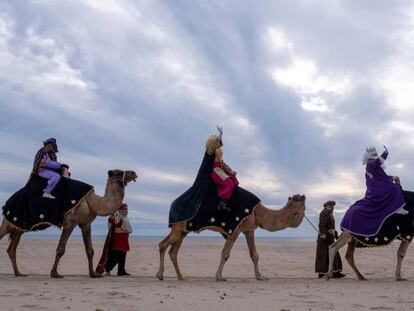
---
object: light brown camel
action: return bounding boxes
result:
[326,231,410,281]
[156,194,306,281]
[0,169,137,278]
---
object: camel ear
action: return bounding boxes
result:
[301,195,306,201]
[288,196,292,201]
[108,170,113,177]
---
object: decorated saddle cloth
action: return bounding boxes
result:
[2,174,93,231]
[352,190,414,247]
[186,183,260,237]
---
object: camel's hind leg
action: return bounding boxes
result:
[50,220,76,278]
[80,223,101,278]
[326,231,352,280]
[169,232,187,281]
[156,223,186,281]
[215,229,241,281]
[396,239,410,281]
[345,239,366,280]
[8,230,25,277]
[244,230,267,281]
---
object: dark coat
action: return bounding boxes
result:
[315,208,343,273]
[169,152,215,225]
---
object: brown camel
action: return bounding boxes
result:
[326,231,410,281]
[156,194,306,281]
[0,168,137,278]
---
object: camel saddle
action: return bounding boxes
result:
[2,174,93,231]
[352,190,414,247]
[185,182,260,238]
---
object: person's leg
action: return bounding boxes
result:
[104,250,117,273]
[117,251,130,276]
[39,170,61,198]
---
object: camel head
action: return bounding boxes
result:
[285,194,306,228]
[108,169,138,187]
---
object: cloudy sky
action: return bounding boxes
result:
[1,0,414,237]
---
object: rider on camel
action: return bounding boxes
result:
[32,138,62,199]
[211,127,239,212]
[341,145,408,236]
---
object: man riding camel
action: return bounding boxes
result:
[211,127,239,212]
[32,138,62,199]
[341,145,408,236]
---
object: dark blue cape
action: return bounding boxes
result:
[169,152,215,225]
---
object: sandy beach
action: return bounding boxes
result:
[1,237,414,311]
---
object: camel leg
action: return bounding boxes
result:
[326,231,351,280]
[0,220,10,240]
[156,229,183,280]
[215,231,241,281]
[80,224,101,278]
[396,240,410,281]
[169,232,187,281]
[50,221,76,278]
[244,230,267,281]
[345,239,366,281]
[7,230,25,277]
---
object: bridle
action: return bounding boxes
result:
[110,171,127,188]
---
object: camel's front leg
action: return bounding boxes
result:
[345,239,366,280]
[157,229,183,281]
[216,231,240,281]
[244,230,267,280]
[7,231,25,277]
[326,231,351,280]
[169,233,187,281]
[50,221,76,278]
[80,223,101,278]
[396,240,410,281]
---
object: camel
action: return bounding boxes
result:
[327,230,410,281]
[156,194,306,281]
[0,168,137,278]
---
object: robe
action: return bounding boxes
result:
[315,208,343,274]
[341,153,405,236]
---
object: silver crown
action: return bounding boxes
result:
[366,146,377,153]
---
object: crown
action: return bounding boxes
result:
[366,146,377,153]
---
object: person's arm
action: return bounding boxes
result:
[211,167,236,200]
[41,154,61,169]
[318,211,328,239]
[221,162,239,186]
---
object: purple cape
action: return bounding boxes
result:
[340,157,405,236]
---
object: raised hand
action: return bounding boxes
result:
[217,125,223,138]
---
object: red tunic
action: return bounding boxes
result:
[211,162,239,200]
[109,217,130,252]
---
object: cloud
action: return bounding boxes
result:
[1,0,414,237]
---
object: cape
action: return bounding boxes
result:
[2,174,93,231]
[169,152,215,225]
[351,190,414,247]
[340,157,406,236]
[168,151,260,237]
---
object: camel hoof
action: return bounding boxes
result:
[216,277,227,282]
[15,273,27,277]
[396,277,407,281]
[51,272,64,279]
[156,272,164,281]
[358,277,367,281]
[256,276,268,281]
[177,277,187,281]
[90,272,102,278]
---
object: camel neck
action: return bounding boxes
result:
[255,204,292,232]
